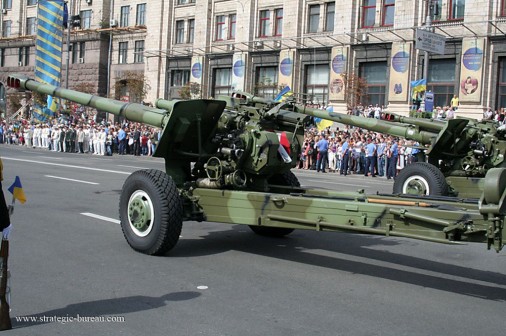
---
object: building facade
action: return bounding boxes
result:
[1,0,506,119]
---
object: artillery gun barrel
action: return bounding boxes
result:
[386,114,445,132]
[293,105,438,145]
[232,91,273,104]
[7,75,168,128]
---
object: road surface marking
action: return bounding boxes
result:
[81,212,121,224]
[117,165,149,169]
[45,175,99,185]
[39,156,63,160]
[3,157,131,175]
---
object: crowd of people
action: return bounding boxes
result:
[297,125,420,179]
[3,97,495,180]
[0,115,162,157]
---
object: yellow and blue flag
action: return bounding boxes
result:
[274,86,293,102]
[35,0,65,117]
[314,118,333,131]
[410,79,426,99]
[8,176,26,204]
[47,95,57,113]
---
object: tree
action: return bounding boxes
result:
[179,82,201,100]
[341,73,368,110]
[114,71,150,103]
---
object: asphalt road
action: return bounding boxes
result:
[1,144,505,336]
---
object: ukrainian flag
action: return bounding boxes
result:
[35,0,65,115]
[8,176,26,204]
[411,79,427,99]
[314,117,333,131]
[274,86,293,102]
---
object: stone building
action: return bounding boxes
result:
[2,0,506,119]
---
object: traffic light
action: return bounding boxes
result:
[6,77,21,89]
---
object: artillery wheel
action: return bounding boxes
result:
[393,162,449,196]
[249,171,300,237]
[483,168,506,204]
[119,169,183,255]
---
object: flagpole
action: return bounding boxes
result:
[65,0,72,90]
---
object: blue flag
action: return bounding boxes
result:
[274,86,293,102]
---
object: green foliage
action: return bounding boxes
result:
[179,82,201,100]
[114,71,150,102]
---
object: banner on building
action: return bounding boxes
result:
[190,56,203,84]
[278,49,295,90]
[459,38,485,103]
[388,42,411,103]
[329,46,348,102]
[232,53,246,91]
[35,0,66,121]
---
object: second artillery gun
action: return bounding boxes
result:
[289,105,506,199]
[6,75,506,255]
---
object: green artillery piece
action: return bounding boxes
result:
[6,75,506,255]
[290,104,506,199]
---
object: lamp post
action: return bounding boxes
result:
[65,0,72,90]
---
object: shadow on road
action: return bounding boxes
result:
[13,291,201,328]
[171,225,506,301]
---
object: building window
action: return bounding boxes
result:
[308,5,320,33]
[228,14,236,40]
[27,0,36,6]
[427,58,456,108]
[71,42,78,64]
[255,66,278,100]
[136,3,146,26]
[361,0,376,28]
[3,0,12,10]
[274,9,283,36]
[134,40,144,63]
[325,2,335,32]
[80,10,92,29]
[259,10,270,37]
[188,19,195,43]
[213,68,232,96]
[2,20,12,38]
[450,0,465,20]
[177,0,195,4]
[118,42,128,64]
[26,17,36,35]
[0,48,5,67]
[360,62,388,106]
[498,58,506,109]
[120,6,130,27]
[175,20,185,44]
[171,69,190,86]
[382,0,395,26]
[305,64,329,105]
[215,15,225,41]
[18,47,30,66]
[432,0,443,21]
[79,41,85,60]
[502,0,506,17]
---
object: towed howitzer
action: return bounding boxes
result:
[6,75,506,255]
[288,104,506,199]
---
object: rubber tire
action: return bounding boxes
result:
[119,169,183,255]
[393,162,449,196]
[248,171,300,237]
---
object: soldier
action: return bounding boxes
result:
[51,125,60,151]
[64,125,72,152]
[76,126,85,153]
[59,125,66,152]
[69,124,76,153]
